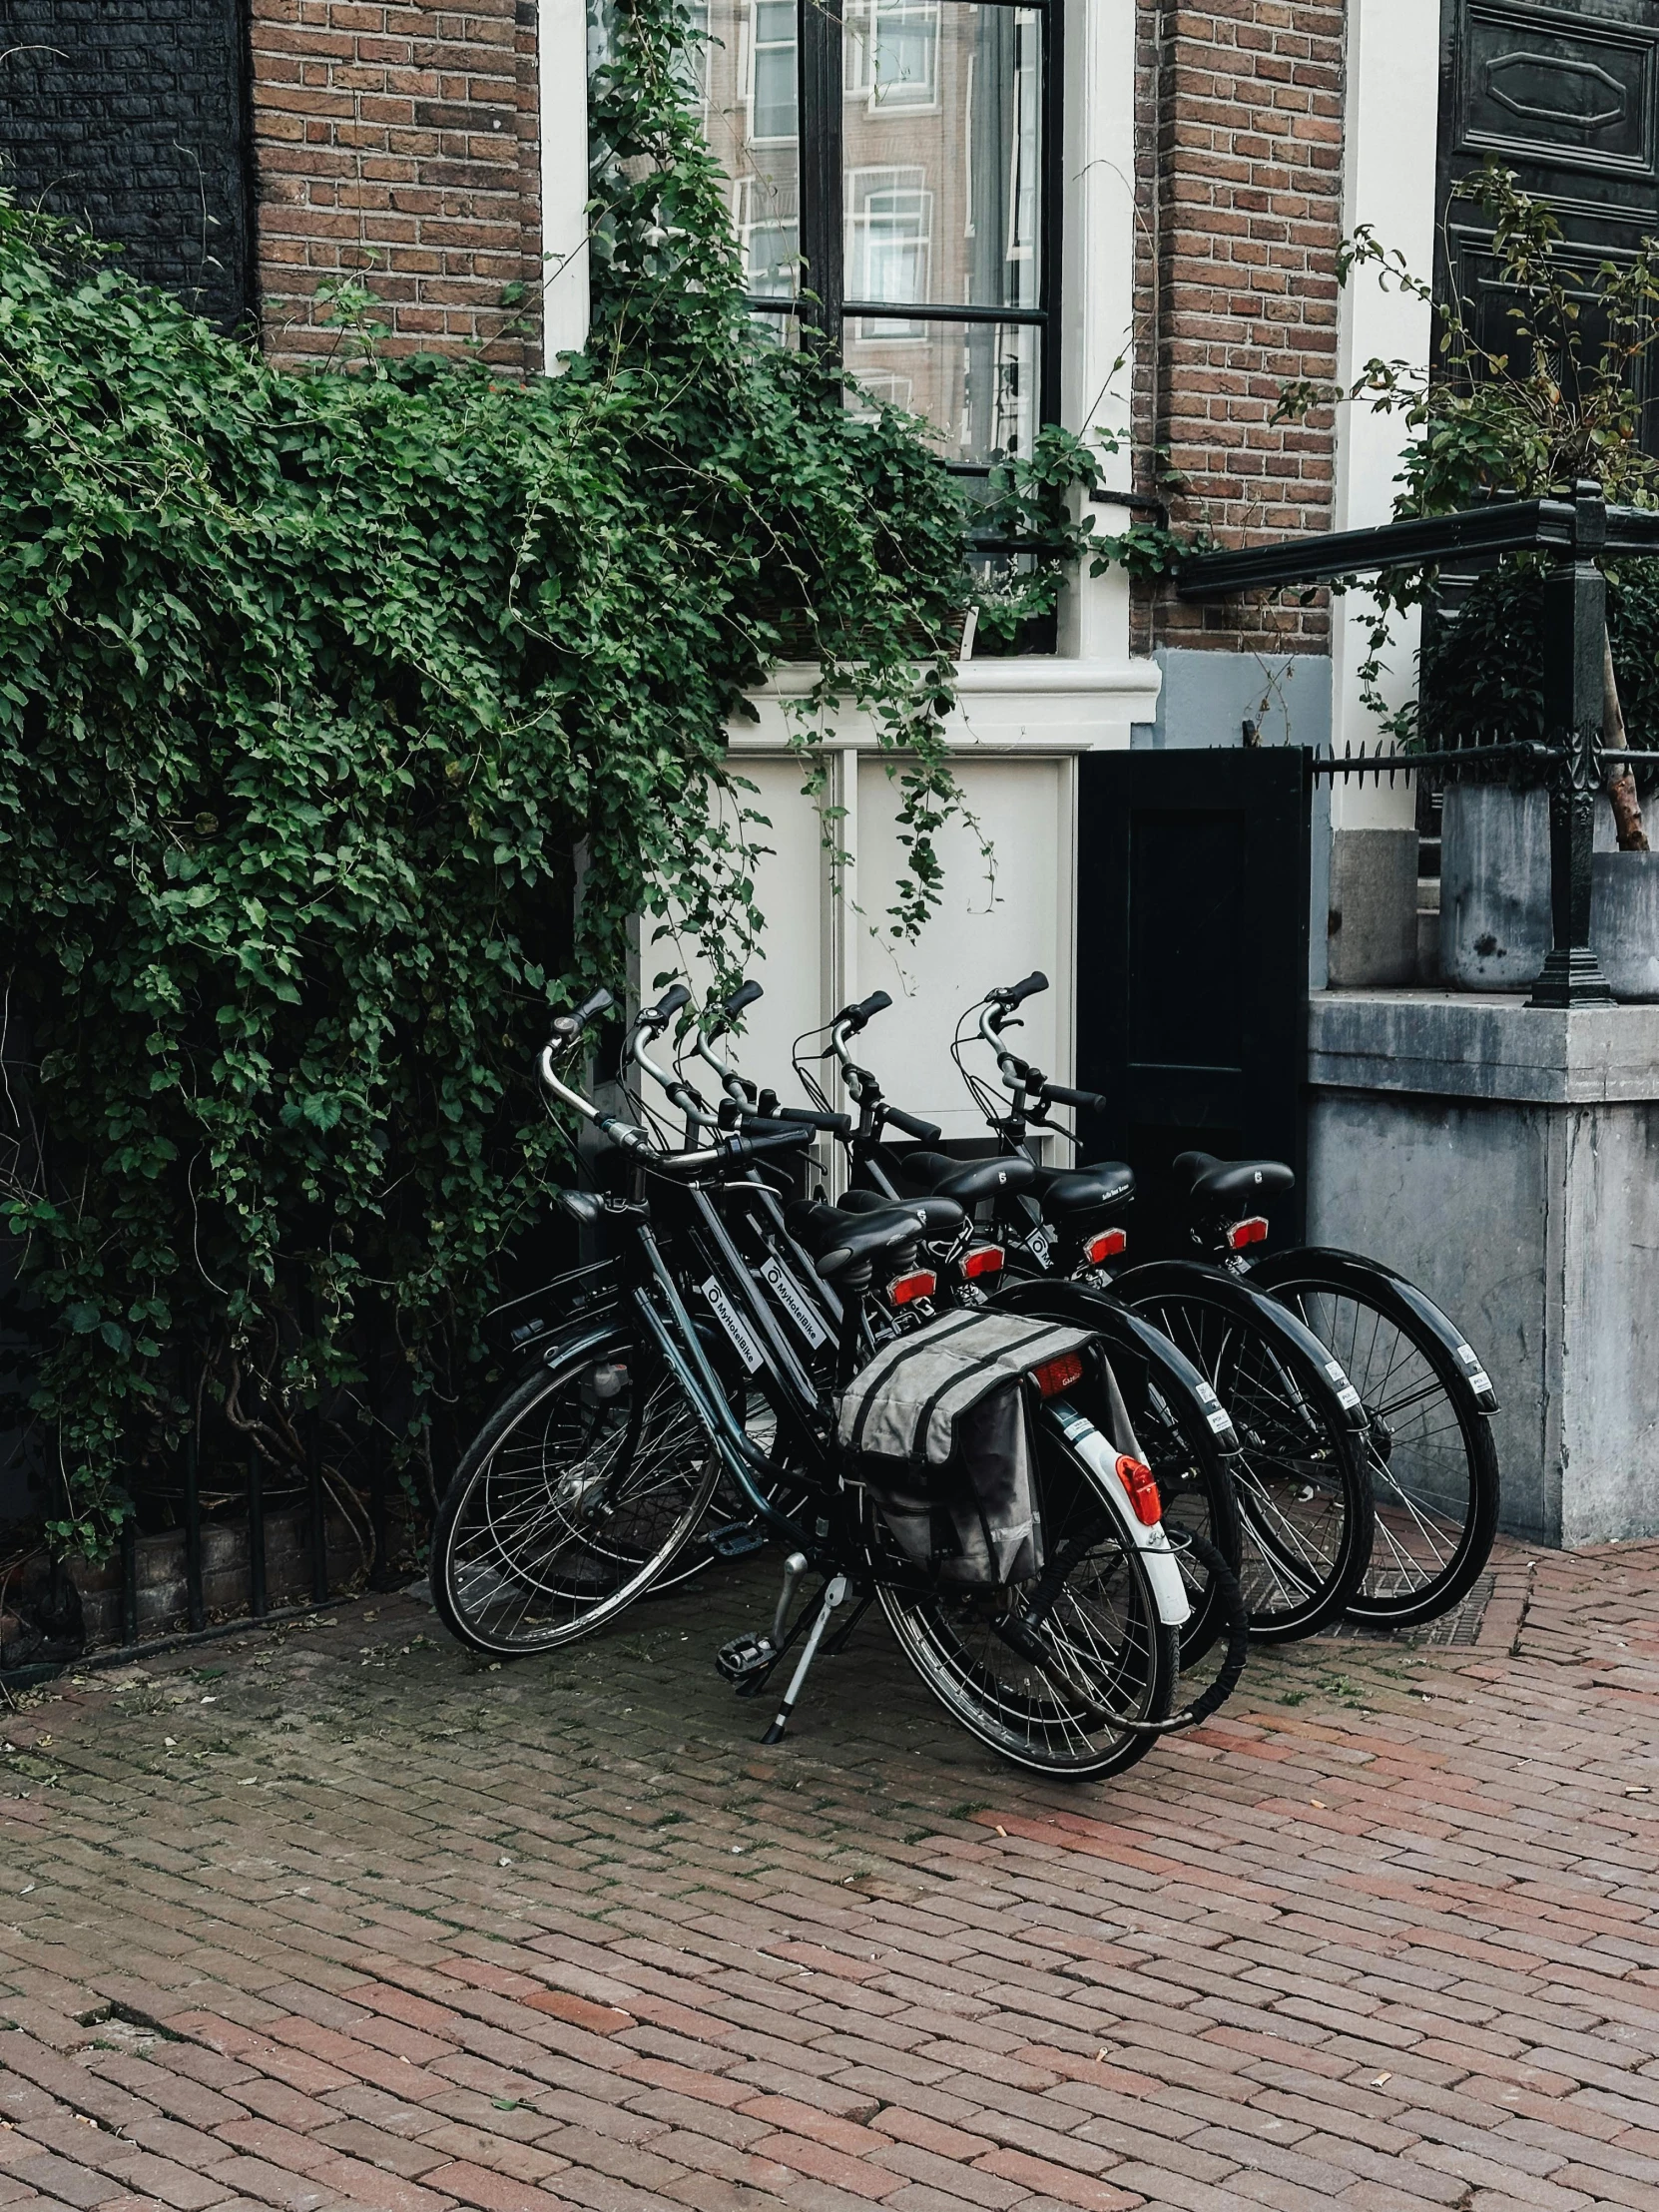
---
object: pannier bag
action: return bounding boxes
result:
[837,1312,1136,1588]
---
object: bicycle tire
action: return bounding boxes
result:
[432,1319,720,1657]
[1249,1252,1500,1625]
[871,1416,1180,1780]
[1113,1265,1375,1641]
[992,1275,1245,1665]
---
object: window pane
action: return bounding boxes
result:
[843,2,1041,312]
[842,316,1038,463]
[701,0,802,299]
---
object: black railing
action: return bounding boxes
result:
[2,1379,407,1687]
[1178,479,1651,1008]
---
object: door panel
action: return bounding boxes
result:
[1075,749,1311,1259]
[1439,1,1659,444]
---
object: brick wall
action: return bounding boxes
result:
[1133,1,1347,656]
[249,1,542,369]
[0,1,253,329]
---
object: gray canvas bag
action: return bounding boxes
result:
[836,1311,1103,1588]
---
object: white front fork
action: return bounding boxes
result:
[1047,1400,1192,1628]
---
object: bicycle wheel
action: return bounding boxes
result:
[1254,1258,1500,1625]
[872,1420,1179,1781]
[1118,1276,1374,1641]
[432,1320,720,1656]
[992,1278,1243,1665]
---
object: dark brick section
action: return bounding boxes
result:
[249,0,542,369]
[0,0,254,328]
[1132,2,1346,658]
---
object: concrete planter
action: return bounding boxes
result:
[1592,848,1659,1002]
[1439,781,1551,991]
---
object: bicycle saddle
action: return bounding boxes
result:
[1028,1161,1136,1215]
[1174,1150,1296,1212]
[836,1186,969,1237]
[786,1199,932,1282]
[900,1151,1038,1206]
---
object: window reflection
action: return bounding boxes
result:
[694,0,1045,462]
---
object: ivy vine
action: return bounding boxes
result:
[0,0,1148,1555]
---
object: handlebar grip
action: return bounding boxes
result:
[1041,1081,1108,1115]
[991,970,1049,1008]
[651,982,692,1023]
[836,988,892,1033]
[722,1127,814,1167]
[549,985,615,1043]
[750,1107,851,1137]
[722,979,764,1019]
[881,1103,944,1145]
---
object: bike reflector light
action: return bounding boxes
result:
[889,1270,936,1307]
[1033,1351,1085,1398]
[960,1244,1004,1280]
[1083,1228,1127,1265]
[1115,1454,1162,1526]
[1226,1216,1270,1251]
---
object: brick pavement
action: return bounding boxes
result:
[1,1534,1657,2212]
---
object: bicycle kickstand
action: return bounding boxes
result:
[761,1575,848,1746]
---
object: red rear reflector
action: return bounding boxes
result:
[1116,1454,1162,1526]
[1083,1228,1127,1265]
[961,1244,1005,1280]
[890,1270,936,1306]
[1226,1217,1270,1251]
[1033,1352,1085,1399]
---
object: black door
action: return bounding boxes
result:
[1438,1,1659,445]
[1074,748,1311,1258]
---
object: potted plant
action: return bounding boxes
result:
[1285,164,1659,994]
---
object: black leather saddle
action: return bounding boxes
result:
[1173,1150,1295,1215]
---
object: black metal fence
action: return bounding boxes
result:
[1179,479,1659,1008]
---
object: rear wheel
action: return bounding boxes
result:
[871,1420,1179,1780]
[1119,1284,1374,1641]
[1257,1264,1499,1625]
[432,1323,719,1656]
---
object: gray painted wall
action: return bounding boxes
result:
[1307,993,1659,1546]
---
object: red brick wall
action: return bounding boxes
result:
[249,1,541,370]
[1133,1,1346,655]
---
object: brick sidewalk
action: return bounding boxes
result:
[1,1535,1656,2212]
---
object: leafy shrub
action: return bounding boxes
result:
[0,0,980,1547]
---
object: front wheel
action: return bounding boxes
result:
[432,1321,719,1657]
[871,1422,1179,1780]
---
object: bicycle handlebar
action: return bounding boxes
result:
[643,981,692,1033]
[720,979,764,1025]
[748,1106,851,1137]
[988,970,1048,1010]
[1040,1081,1108,1116]
[881,1102,943,1145]
[834,989,892,1035]
[549,986,615,1045]
[650,1126,814,1177]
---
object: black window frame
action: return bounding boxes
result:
[745,0,1064,478]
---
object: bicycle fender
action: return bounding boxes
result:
[1045,1400,1192,1629]
[1109,1259,1371,1431]
[993,1274,1243,1454]
[1247,1245,1498,1411]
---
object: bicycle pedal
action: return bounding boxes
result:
[705,1520,768,1560]
[716,1631,776,1683]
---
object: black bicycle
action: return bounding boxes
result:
[826,977,1380,1642]
[948,974,1499,1631]
[433,985,1245,1780]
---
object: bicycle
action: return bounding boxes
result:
[433,986,1246,1778]
[841,975,1379,1642]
